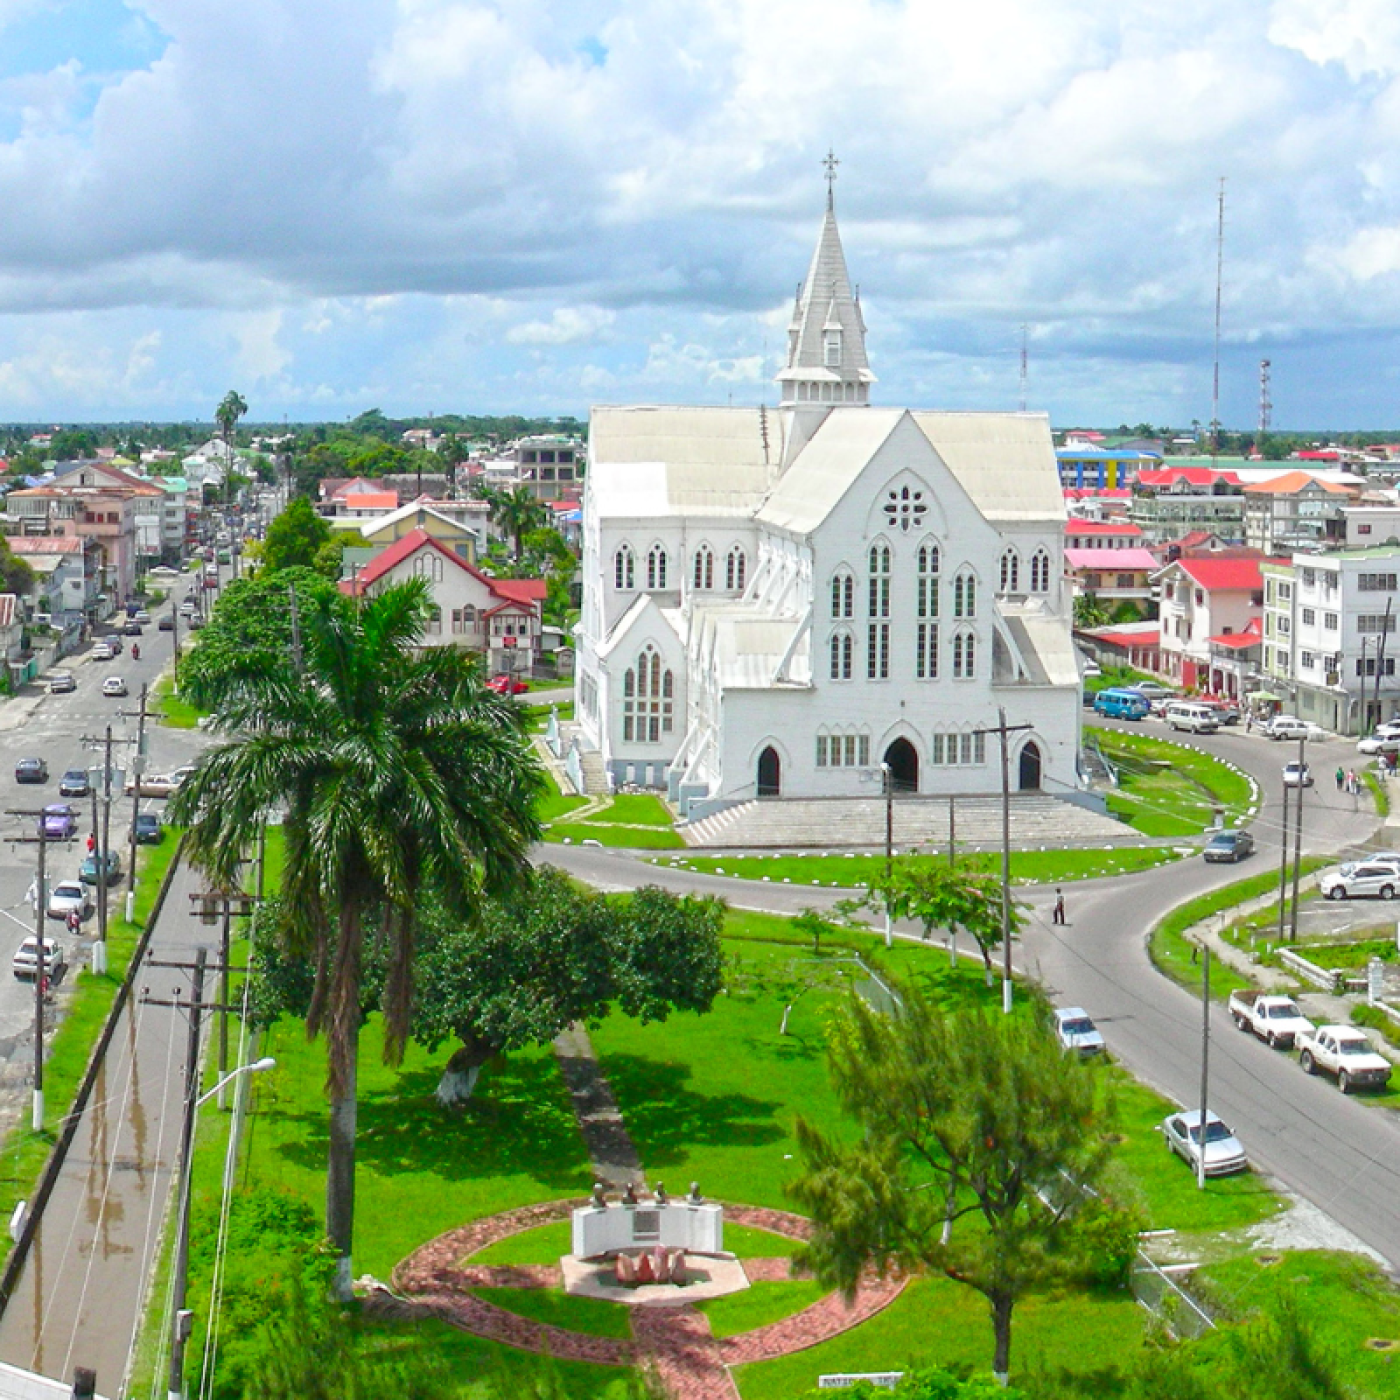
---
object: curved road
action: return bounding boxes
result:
[551,722,1400,1272]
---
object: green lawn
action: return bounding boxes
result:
[151,673,205,728]
[470,1286,633,1339]
[657,847,1182,888]
[545,823,686,850]
[1088,726,1254,837]
[698,1279,827,1338]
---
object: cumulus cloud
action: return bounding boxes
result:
[0,0,1397,423]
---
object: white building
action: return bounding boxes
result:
[575,191,1082,815]
[1262,547,1400,734]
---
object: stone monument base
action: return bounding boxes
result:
[560,1252,749,1306]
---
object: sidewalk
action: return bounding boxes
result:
[0,853,213,1398]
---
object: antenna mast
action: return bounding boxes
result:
[1258,358,1272,439]
[1210,177,1226,466]
[1018,324,1028,412]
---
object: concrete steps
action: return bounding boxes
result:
[680,793,1136,850]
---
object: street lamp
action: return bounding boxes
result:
[168,1055,275,1400]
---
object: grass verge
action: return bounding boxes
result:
[151,673,204,728]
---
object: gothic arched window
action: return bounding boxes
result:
[614,544,635,590]
[726,546,746,591]
[693,546,714,590]
[646,544,668,590]
[622,646,674,742]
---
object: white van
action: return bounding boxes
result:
[1166,701,1220,734]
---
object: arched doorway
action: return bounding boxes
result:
[884,737,919,793]
[1018,741,1042,791]
[757,746,781,797]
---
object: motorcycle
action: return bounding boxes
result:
[131,642,140,661]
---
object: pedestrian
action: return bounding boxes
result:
[1052,888,1066,925]
[1245,713,1253,734]
[66,907,80,935]
[1336,765,1345,791]
[24,877,37,910]
[1348,769,1359,795]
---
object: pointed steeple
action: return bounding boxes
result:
[775,153,875,408]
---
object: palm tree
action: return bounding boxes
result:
[487,484,547,561]
[170,579,542,1298]
[216,390,248,472]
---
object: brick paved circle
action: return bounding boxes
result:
[389,1198,908,1396]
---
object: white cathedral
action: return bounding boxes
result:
[575,187,1083,818]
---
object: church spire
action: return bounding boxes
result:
[776,151,874,408]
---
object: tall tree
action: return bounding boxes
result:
[216,390,249,470]
[170,579,542,1299]
[791,987,1131,1384]
[479,483,547,561]
[261,497,335,576]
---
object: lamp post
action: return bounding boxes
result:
[880,761,893,948]
[168,1048,276,1400]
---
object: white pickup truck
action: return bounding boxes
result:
[1297,1025,1393,1093]
[1227,990,1314,1049]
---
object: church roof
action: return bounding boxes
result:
[912,412,1066,523]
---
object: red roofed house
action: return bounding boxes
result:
[342,528,545,676]
[1154,554,1269,687]
[1205,618,1263,701]
[1064,519,1144,551]
[1130,467,1246,545]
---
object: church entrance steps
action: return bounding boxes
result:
[680,793,1136,850]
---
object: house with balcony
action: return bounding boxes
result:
[341,528,544,675]
[8,535,97,631]
[56,460,173,567]
[1063,519,1144,551]
[1129,466,1247,544]
[1153,554,1267,688]
[4,484,139,611]
[1241,472,1359,555]
[1063,547,1158,617]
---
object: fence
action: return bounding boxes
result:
[1130,1250,1216,1340]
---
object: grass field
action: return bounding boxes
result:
[657,846,1182,888]
[1088,725,1255,837]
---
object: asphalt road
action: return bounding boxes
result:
[550,718,1400,1273]
[0,578,209,1049]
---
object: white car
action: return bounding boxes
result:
[1282,761,1313,788]
[1053,1007,1106,1057]
[123,765,195,799]
[1267,715,1324,741]
[101,676,128,698]
[91,642,114,662]
[1161,1109,1248,1177]
[13,936,65,980]
[46,880,92,922]
[1320,860,1400,900]
[1357,732,1400,755]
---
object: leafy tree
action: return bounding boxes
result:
[244,867,726,1105]
[170,579,542,1299]
[177,567,336,711]
[800,1370,1026,1399]
[862,860,1018,979]
[216,390,248,467]
[791,987,1131,1383]
[49,428,97,459]
[0,537,35,597]
[345,440,409,478]
[261,497,335,576]
[1073,592,1111,629]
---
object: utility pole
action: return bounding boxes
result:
[975,709,1035,1014]
[1289,735,1306,941]
[156,946,206,1400]
[79,727,126,975]
[189,888,258,1110]
[1197,945,1211,1191]
[1276,766,1291,943]
[882,762,893,948]
[1374,596,1393,728]
[289,580,302,671]
[9,810,52,1131]
[126,685,149,923]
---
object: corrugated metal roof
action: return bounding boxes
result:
[913,411,1064,522]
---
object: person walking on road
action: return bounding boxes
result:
[1052,889,1067,925]
[1336,765,1345,791]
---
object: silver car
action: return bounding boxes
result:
[1161,1109,1248,1177]
[1320,861,1400,901]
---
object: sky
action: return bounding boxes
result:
[3,1,1400,429]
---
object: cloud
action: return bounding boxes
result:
[507,306,615,345]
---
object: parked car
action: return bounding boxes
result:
[104,634,123,654]
[1297,1025,1393,1093]
[1319,860,1400,901]
[1227,990,1313,1049]
[1283,761,1313,788]
[133,610,151,625]
[1357,732,1400,755]
[38,804,78,839]
[79,851,123,886]
[1203,829,1255,863]
[14,758,48,784]
[486,674,530,696]
[1053,1007,1106,1057]
[101,677,128,698]
[46,879,92,922]
[1204,700,1241,725]
[91,642,114,662]
[47,672,76,694]
[133,812,164,844]
[1165,701,1220,734]
[123,766,195,798]
[1161,1109,1248,1177]
[58,769,90,797]
[122,620,143,636]
[13,936,65,981]
[1126,681,1175,699]
[1093,688,1151,720]
[1267,714,1323,741]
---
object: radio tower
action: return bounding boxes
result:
[1018,324,1028,412]
[1209,177,1225,466]
[1258,358,1272,438]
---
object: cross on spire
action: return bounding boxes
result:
[822,148,839,207]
